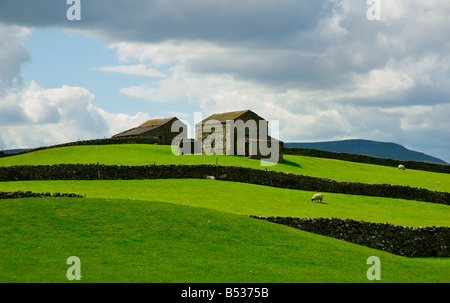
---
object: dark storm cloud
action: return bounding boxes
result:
[2,0,449,98]
[0,0,346,88]
[0,0,328,44]
[2,0,447,99]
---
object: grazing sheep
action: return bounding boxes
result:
[311,193,323,202]
[398,164,406,170]
[205,175,216,180]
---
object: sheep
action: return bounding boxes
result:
[398,164,406,170]
[205,175,216,180]
[311,193,323,202]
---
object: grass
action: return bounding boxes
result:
[1,198,448,283]
[0,179,448,227]
[0,144,449,192]
[0,143,448,283]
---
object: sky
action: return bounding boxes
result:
[0,0,449,162]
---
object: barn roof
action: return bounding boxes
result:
[112,117,179,138]
[139,117,176,128]
[198,110,265,124]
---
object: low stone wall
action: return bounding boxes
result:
[0,190,85,199]
[283,147,450,174]
[0,164,449,205]
[250,216,449,257]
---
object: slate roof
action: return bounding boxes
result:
[139,117,175,128]
[198,110,265,124]
[112,117,177,138]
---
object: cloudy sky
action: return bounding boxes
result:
[0,0,449,162]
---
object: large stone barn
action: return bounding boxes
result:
[112,117,187,145]
[179,110,283,163]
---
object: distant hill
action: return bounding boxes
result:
[285,139,448,165]
[2,149,29,154]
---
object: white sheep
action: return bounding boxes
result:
[311,193,323,202]
[398,164,406,170]
[205,175,216,180]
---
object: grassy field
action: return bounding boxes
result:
[0,179,448,227]
[1,144,449,192]
[0,144,449,283]
[1,198,448,283]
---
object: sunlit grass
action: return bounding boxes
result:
[1,198,448,283]
[1,144,448,283]
[1,179,448,227]
[0,144,449,192]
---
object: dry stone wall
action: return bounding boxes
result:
[0,190,85,199]
[284,147,450,174]
[0,164,449,205]
[250,216,449,257]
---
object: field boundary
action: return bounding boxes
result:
[284,147,450,174]
[0,164,448,205]
[250,216,449,257]
[0,190,85,199]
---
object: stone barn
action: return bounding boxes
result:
[112,117,187,145]
[182,110,283,163]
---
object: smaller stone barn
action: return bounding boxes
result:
[112,117,186,145]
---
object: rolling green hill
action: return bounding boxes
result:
[1,198,448,283]
[1,179,448,227]
[0,143,448,283]
[0,144,448,192]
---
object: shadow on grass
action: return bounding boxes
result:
[281,159,303,169]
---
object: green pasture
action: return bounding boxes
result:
[1,198,448,283]
[0,179,448,227]
[0,144,448,283]
[0,144,449,192]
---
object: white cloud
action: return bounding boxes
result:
[0,81,106,147]
[0,81,154,149]
[107,40,223,65]
[0,24,32,95]
[0,23,156,149]
[97,109,151,136]
[95,64,166,78]
[380,104,450,133]
[346,67,415,101]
